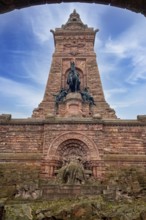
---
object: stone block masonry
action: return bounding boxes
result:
[0,116,146,180]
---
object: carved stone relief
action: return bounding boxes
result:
[57,139,88,161]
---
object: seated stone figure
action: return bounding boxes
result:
[80,87,96,106]
[57,157,86,185]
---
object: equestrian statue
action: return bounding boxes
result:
[67,61,80,92]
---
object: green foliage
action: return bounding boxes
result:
[3,197,146,220]
[1,165,146,219]
[0,163,40,186]
[104,166,146,197]
[0,163,40,199]
[5,204,33,220]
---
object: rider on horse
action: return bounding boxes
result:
[67,61,80,92]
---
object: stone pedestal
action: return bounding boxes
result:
[57,93,91,118]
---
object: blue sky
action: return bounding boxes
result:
[0,3,146,119]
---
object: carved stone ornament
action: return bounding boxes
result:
[69,51,80,56]
[57,139,88,161]
[64,43,85,48]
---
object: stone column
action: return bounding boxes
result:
[93,166,97,178]
[41,160,60,178]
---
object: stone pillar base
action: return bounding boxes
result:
[57,92,92,118]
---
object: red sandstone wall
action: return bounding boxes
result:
[0,120,146,178]
[102,124,146,172]
[0,124,43,167]
[0,124,43,153]
[103,125,145,155]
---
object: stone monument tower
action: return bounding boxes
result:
[31,10,118,180]
[32,10,116,178]
[0,10,146,197]
[32,9,116,120]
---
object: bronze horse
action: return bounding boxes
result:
[67,62,80,92]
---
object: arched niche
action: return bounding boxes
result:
[45,132,100,161]
[63,67,84,90]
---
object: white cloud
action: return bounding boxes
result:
[21,58,50,85]
[105,88,127,99]
[107,82,146,119]
[0,76,43,110]
[100,17,146,84]
[24,4,73,43]
[93,10,146,119]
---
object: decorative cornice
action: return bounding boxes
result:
[103,154,146,162]
[0,117,146,126]
[0,152,42,161]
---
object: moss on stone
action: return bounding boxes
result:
[1,165,146,219]
[3,197,146,220]
[0,163,40,203]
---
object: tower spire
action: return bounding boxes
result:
[62,9,87,30]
